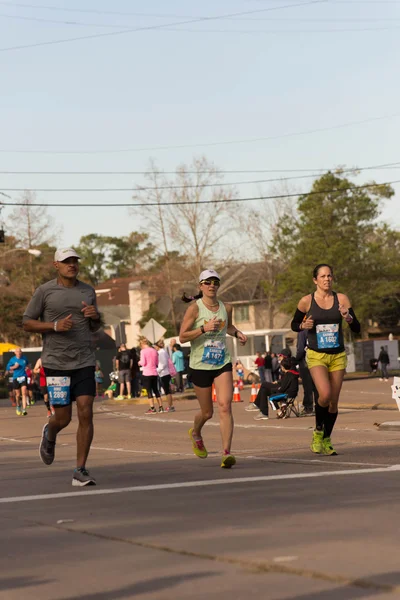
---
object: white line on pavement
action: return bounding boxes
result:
[1,465,400,504]
[245,456,390,468]
[0,436,30,443]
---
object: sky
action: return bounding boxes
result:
[0,0,399,250]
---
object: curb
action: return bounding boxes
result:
[378,421,400,431]
[343,403,398,411]
[102,392,197,407]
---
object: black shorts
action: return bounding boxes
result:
[43,366,96,402]
[13,377,28,390]
[40,385,48,396]
[188,362,233,389]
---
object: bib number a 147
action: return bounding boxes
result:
[201,340,226,366]
[46,376,71,406]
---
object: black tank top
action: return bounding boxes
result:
[306,292,344,355]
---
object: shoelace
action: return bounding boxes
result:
[195,438,205,450]
[76,467,89,476]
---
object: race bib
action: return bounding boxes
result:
[16,376,26,384]
[316,324,340,349]
[201,340,226,366]
[47,376,71,406]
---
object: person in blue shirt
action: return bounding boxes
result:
[6,347,29,416]
[172,344,185,392]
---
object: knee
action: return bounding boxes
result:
[317,393,330,406]
[78,405,93,425]
[218,402,232,417]
[202,407,214,421]
[329,400,339,412]
[54,414,72,429]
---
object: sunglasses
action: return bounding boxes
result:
[200,279,220,287]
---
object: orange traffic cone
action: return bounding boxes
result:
[233,384,242,402]
[212,384,217,403]
[250,384,257,403]
[238,379,244,390]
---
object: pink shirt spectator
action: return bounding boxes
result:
[139,346,159,376]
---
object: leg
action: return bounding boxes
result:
[14,387,21,409]
[20,385,27,410]
[47,404,72,441]
[193,385,214,438]
[143,376,155,407]
[300,366,314,412]
[151,377,162,407]
[75,395,94,468]
[214,370,234,453]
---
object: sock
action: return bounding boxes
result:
[324,411,338,438]
[44,401,50,410]
[224,449,231,455]
[315,402,329,431]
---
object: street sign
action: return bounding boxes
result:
[141,319,167,344]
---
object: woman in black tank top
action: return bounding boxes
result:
[291,264,360,456]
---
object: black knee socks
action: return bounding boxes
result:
[315,402,329,431]
[324,411,338,438]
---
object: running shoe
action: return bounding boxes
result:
[158,406,164,413]
[72,467,96,487]
[16,407,22,416]
[221,453,236,469]
[22,410,28,416]
[188,428,208,459]
[254,413,269,420]
[245,404,259,412]
[321,437,338,456]
[127,394,132,399]
[165,406,176,412]
[47,410,52,418]
[310,429,324,454]
[39,423,56,465]
[145,407,157,415]
[116,395,125,400]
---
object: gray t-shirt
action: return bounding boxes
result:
[23,278,101,371]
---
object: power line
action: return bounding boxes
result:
[1,161,400,176]
[3,164,400,192]
[158,25,400,33]
[1,180,398,207]
[0,112,397,155]
[0,0,328,52]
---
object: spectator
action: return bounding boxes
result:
[271,353,279,382]
[95,361,104,397]
[168,338,177,359]
[254,351,265,384]
[296,329,319,415]
[116,343,133,400]
[139,338,163,414]
[130,347,141,398]
[234,359,245,383]
[264,351,273,383]
[247,357,299,419]
[172,343,185,393]
[378,346,390,382]
[156,340,175,412]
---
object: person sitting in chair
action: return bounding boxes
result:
[246,357,299,420]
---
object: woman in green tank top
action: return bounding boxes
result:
[180,269,247,469]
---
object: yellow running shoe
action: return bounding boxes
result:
[221,454,236,469]
[310,429,324,454]
[188,428,208,459]
[321,436,337,456]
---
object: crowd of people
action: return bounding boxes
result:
[2,248,392,487]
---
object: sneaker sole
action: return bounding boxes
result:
[221,455,236,469]
[39,423,54,466]
[72,478,96,487]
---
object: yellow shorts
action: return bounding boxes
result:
[306,349,347,372]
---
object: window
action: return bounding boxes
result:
[235,305,250,322]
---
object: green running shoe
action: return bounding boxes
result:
[310,429,324,454]
[321,437,337,456]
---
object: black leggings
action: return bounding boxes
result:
[160,374,171,395]
[143,376,160,400]
[254,382,281,416]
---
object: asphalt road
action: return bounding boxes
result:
[1,377,400,600]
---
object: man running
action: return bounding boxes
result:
[6,347,29,416]
[23,247,102,486]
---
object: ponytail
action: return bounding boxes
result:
[182,291,203,303]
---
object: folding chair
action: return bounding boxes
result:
[269,393,300,419]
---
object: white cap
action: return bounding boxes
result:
[199,269,220,282]
[54,247,81,262]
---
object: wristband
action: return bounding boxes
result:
[200,325,205,334]
[54,321,58,332]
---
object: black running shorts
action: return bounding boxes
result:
[13,377,27,390]
[188,362,233,389]
[43,366,96,401]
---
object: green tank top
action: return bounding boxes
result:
[189,299,231,370]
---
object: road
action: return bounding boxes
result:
[1,377,400,599]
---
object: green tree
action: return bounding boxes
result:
[138,304,176,338]
[272,172,396,328]
[76,232,156,286]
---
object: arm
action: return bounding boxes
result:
[291,295,313,332]
[33,358,42,374]
[81,290,102,332]
[225,304,247,346]
[338,294,361,334]
[179,303,203,343]
[23,287,74,333]
[158,351,168,373]
[139,349,147,368]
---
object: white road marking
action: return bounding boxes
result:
[1,465,399,504]
[245,456,390,468]
[273,556,298,563]
[0,436,29,443]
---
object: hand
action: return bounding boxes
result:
[301,315,314,330]
[81,301,99,319]
[57,314,73,332]
[338,303,350,319]
[236,331,247,346]
[204,317,220,333]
